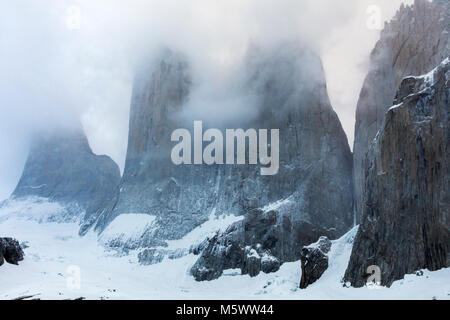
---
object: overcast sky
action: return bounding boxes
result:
[0,0,413,201]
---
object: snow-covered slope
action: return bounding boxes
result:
[0,197,84,224]
[0,199,448,300]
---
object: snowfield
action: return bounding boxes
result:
[99,213,157,247]
[0,198,449,300]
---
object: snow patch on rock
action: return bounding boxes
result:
[99,214,157,249]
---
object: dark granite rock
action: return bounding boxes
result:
[242,247,262,277]
[299,236,331,289]
[344,58,450,287]
[94,49,222,246]
[191,42,354,280]
[190,238,210,256]
[0,238,24,266]
[11,125,121,234]
[353,0,449,223]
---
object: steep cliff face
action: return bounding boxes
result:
[353,0,449,222]
[191,43,354,280]
[11,126,121,233]
[93,50,226,248]
[94,43,353,273]
[344,58,450,287]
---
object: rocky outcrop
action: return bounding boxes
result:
[299,236,331,289]
[190,42,354,280]
[138,248,165,266]
[353,0,449,223]
[12,126,121,233]
[0,238,24,266]
[344,58,450,287]
[191,209,283,281]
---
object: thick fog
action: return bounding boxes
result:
[0,0,412,200]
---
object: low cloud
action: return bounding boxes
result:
[0,0,411,200]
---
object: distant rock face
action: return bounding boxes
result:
[299,236,331,289]
[94,50,225,247]
[353,0,449,223]
[12,126,121,234]
[344,58,450,287]
[0,238,24,266]
[94,43,353,272]
[191,43,354,280]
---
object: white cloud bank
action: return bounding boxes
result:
[0,0,412,200]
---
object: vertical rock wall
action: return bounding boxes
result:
[353,0,449,223]
[345,58,450,287]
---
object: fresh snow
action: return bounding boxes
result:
[408,57,449,85]
[261,198,293,212]
[164,209,243,250]
[100,214,157,245]
[0,198,449,300]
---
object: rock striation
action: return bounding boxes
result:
[93,42,353,271]
[344,58,450,287]
[353,0,449,223]
[12,126,121,234]
[190,42,354,280]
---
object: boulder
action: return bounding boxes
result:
[299,236,331,289]
[138,249,166,266]
[191,42,353,280]
[0,238,24,266]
